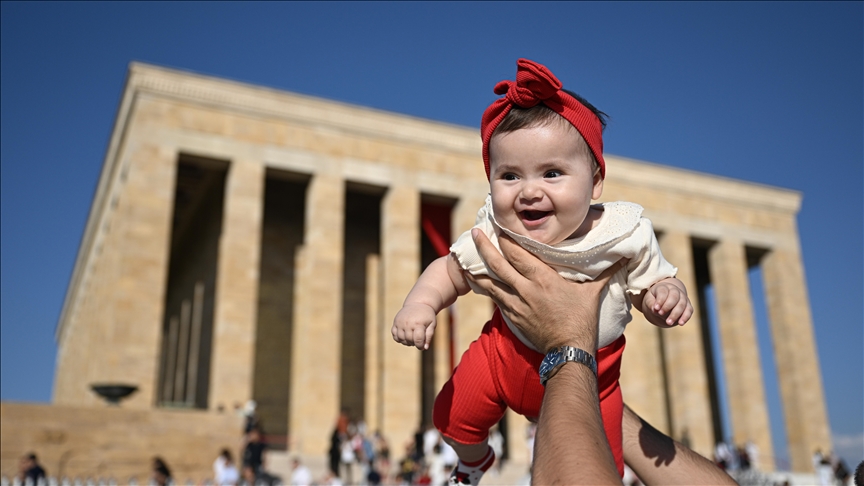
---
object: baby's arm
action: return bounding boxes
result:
[392,254,471,350]
[631,277,694,328]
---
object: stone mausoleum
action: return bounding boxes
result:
[0,63,831,481]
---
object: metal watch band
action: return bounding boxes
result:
[559,346,598,376]
[540,346,598,386]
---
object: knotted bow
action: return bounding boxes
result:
[480,59,605,180]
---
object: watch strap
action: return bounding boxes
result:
[540,346,597,386]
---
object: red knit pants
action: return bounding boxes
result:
[433,308,625,476]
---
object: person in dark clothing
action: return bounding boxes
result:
[835,459,850,485]
[152,456,172,486]
[243,428,267,475]
[328,428,342,476]
[20,453,46,484]
[367,464,382,486]
[413,428,425,462]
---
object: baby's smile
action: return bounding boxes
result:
[518,209,552,226]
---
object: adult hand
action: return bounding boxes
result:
[466,228,625,354]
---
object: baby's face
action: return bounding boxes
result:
[488,122,603,245]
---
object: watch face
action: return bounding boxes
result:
[539,350,562,378]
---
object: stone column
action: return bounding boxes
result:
[209,159,265,410]
[433,309,452,395]
[451,195,491,361]
[100,143,177,408]
[761,243,831,472]
[365,253,383,433]
[619,314,668,435]
[506,408,531,466]
[708,239,774,470]
[380,185,421,442]
[289,174,345,454]
[658,232,714,457]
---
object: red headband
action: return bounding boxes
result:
[480,58,606,180]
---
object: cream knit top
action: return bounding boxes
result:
[450,195,677,351]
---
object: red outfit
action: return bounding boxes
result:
[433,308,626,476]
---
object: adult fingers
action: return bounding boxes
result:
[465,272,519,309]
[471,229,528,291]
[497,234,546,282]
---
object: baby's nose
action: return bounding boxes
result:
[520,180,543,200]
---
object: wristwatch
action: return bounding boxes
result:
[539,346,598,386]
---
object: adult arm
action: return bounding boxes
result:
[622,405,735,485]
[535,355,622,484]
[467,229,623,484]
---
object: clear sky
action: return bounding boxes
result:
[1,1,861,468]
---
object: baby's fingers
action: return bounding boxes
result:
[650,286,670,314]
[641,290,657,314]
[658,289,687,323]
[423,320,438,350]
[676,300,694,326]
[664,295,689,326]
[392,321,418,347]
[407,320,435,351]
[392,326,403,345]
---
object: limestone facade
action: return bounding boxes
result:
[15,62,830,476]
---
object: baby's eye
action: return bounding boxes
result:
[502,173,519,181]
[545,170,562,178]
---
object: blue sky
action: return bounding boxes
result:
[1,1,861,468]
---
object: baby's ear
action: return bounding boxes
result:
[592,169,604,200]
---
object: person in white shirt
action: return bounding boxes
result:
[289,457,313,486]
[214,449,239,486]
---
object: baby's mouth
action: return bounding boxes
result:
[520,210,551,222]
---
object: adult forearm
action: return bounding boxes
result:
[622,405,734,485]
[533,363,622,485]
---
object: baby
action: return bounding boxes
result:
[392,59,693,485]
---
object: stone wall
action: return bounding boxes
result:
[0,402,242,482]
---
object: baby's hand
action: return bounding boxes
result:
[644,280,693,327]
[392,303,438,350]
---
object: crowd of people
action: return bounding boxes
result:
[713,439,761,472]
[7,409,863,486]
[323,409,521,486]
